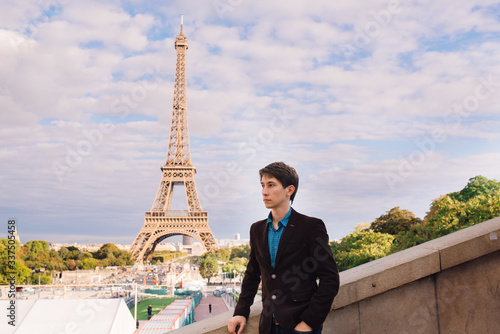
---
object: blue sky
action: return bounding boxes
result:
[1,0,500,245]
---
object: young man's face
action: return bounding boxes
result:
[260,174,294,210]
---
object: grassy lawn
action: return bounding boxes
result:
[130,298,179,320]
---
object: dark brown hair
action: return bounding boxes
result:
[259,162,299,203]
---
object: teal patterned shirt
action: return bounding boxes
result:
[267,208,292,268]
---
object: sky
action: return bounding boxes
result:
[1,0,500,246]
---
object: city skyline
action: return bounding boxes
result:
[1,1,500,245]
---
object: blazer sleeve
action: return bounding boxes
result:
[300,219,340,329]
[233,223,262,319]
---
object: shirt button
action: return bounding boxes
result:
[271,295,276,300]
[271,274,276,279]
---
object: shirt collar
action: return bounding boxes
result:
[267,208,292,228]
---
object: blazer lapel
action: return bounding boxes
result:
[260,220,272,269]
[274,209,297,268]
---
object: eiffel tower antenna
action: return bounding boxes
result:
[130,16,218,263]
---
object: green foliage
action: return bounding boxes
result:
[95,243,121,259]
[222,258,248,278]
[30,272,52,284]
[0,240,31,284]
[79,258,98,269]
[229,244,251,260]
[58,247,69,259]
[199,253,219,283]
[214,248,230,262]
[449,175,500,202]
[80,252,93,260]
[66,250,80,260]
[393,190,500,253]
[330,230,394,271]
[370,207,423,235]
[152,251,187,263]
[328,175,500,272]
[23,240,50,259]
[93,243,133,266]
[1,239,134,284]
[114,257,126,266]
[11,260,32,284]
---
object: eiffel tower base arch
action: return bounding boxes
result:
[130,211,218,264]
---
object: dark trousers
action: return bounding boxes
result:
[271,323,321,334]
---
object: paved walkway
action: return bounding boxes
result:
[194,294,228,322]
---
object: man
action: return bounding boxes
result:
[228,162,340,334]
[147,304,152,320]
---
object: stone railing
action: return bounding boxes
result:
[171,216,500,333]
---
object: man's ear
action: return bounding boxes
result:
[287,185,295,197]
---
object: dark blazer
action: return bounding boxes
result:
[234,209,340,333]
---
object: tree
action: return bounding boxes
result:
[431,193,500,228]
[449,175,500,202]
[105,253,116,266]
[79,258,98,270]
[116,250,133,265]
[370,207,422,235]
[392,187,500,253]
[95,243,121,260]
[199,255,219,284]
[79,252,93,261]
[214,248,230,262]
[66,259,77,270]
[0,240,31,284]
[330,230,394,272]
[66,250,80,260]
[229,244,251,260]
[31,272,52,285]
[222,258,247,278]
[10,260,32,284]
[114,257,126,267]
[23,240,50,258]
[58,247,69,260]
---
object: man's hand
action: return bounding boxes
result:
[294,321,313,331]
[228,315,246,334]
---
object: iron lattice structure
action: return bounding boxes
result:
[130,17,218,263]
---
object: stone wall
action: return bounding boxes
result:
[171,216,500,334]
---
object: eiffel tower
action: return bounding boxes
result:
[130,15,218,263]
